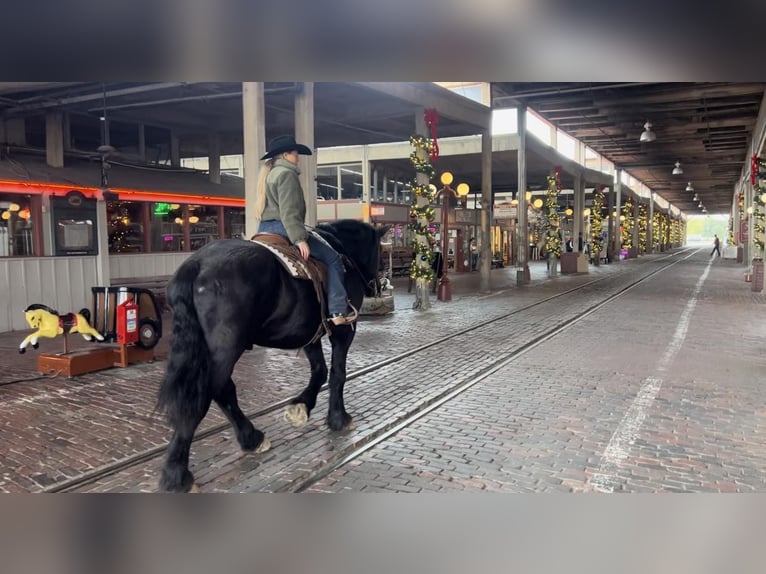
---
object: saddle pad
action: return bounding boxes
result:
[250,234,311,280]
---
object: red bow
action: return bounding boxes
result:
[424,108,440,161]
[752,154,759,186]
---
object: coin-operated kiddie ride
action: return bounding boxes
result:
[18,286,163,377]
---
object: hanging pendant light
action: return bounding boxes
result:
[693,193,699,202]
[639,121,656,142]
[685,182,694,192]
[672,161,683,175]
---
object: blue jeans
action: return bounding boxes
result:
[257,220,349,315]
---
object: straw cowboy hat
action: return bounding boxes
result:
[260,135,313,160]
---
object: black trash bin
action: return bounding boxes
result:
[91,286,163,350]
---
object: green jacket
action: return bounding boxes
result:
[260,158,308,244]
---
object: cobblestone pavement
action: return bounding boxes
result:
[2,250,762,493]
[306,253,766,493]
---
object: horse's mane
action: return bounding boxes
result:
[315,220,365,256]
[25,303,58,315]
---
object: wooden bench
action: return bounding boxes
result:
[111,275,173,310]
[389,247,413,277]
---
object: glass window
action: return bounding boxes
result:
[0,194,37,257]
[316,166,338,200]
[492,108,518,135]
[224,207,245,239]
[188,204,220,251]
[150,202,184,252]
[556,130,576,160]
[107,200,146,253]
[526,110,552,146]
[51,194,98,256]
[340,165,363,200]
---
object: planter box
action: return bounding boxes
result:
[560,252,578,273]
[752,260,764,293]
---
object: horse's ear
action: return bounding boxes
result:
[376,225,391,239]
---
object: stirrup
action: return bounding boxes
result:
[328,303,359,326]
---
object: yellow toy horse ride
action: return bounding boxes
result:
[19,304,104,354]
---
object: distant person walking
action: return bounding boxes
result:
[711,234,721,257]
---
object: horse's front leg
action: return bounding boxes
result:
[325,326,356,432]
[19,332,39,354]
[284,340,327,428]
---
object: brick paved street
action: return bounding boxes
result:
[1,250,763,493]
[307,252,766,493]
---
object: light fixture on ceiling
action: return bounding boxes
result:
[672,161,683,175]
[686,182,694,192]
[698,201,703,208]
[639,121,656,142]
[702,208,708,213]
[693,193,700,202]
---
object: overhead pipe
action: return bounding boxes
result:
[85,83,303,113]
[3,83,188,113]
[493,83,653,104]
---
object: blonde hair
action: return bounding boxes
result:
[253,157,275,223]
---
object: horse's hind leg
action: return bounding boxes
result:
[284,340,327,428]
[159,396,212,493]
[214,377,270,453]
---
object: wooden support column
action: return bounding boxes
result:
[243,82,266,239]
[295,82,317,226]
[45,111,64,168]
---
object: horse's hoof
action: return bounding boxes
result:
[284,403,308,427]
[19,348,25,354]
[256,437,271,453]
[189,484,200,494]
[32,343,39,349]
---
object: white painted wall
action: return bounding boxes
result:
[0,252,192,332]
[108,252,190,280]
[0,256,99,332]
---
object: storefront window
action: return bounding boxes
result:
[0,194,36,257]
[316,166,338,200]
[150,202,184,252]
[188,204,220,251]
[107,200,146,253]
[224,207,245,239]
[340,164,363,200]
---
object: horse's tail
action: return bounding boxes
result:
[156,259,210,427]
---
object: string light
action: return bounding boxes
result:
[408,132,437,285]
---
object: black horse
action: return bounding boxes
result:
[156,220,389,492]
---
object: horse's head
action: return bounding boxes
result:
[317,220,390,297]
[23,304,58,330]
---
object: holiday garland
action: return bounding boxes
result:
[621,197,634,249]
[652,212,661,251]
[407,134,438,282]
[543,169,562,258]
[752,157,766,257]
[638,203,648,253]
[591,186,605,254]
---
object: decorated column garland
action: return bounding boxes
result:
[591,186,605,257]
[407,132,438,308]
[638,203,648,253]
[621,197,634,249]
[543,168,562,259]
[753,157,766,258]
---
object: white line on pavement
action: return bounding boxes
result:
[588,258,713,493]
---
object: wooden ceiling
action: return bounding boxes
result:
[492,82,766,215]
